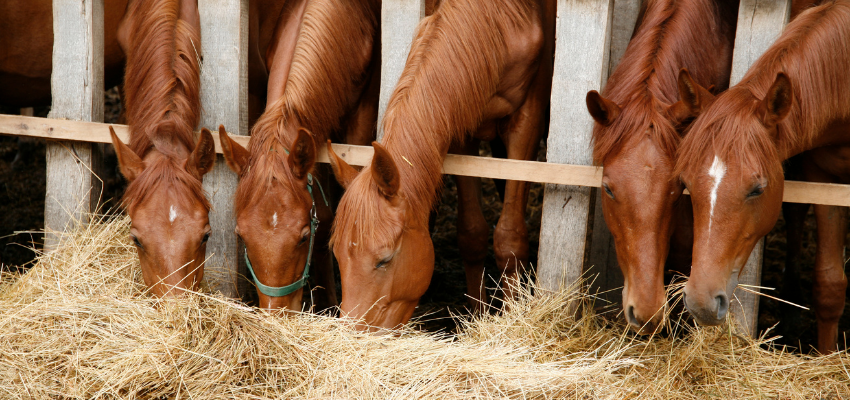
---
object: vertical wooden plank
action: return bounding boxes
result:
[45,0,104,250]
[730,0,792,85]
[199,0,249,298]
[607,0,641,76]
[728,0,792,337]
[537,0,614,293]
[588,0,641,304]
[376,0,426,140]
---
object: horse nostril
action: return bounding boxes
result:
[715,293,729,320]
[626,305,640,327]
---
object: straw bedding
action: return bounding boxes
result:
[0,216,848,399]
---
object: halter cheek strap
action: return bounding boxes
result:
[244,147,329,297]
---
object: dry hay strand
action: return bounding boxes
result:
[0,216,847,399]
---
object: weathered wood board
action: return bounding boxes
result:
[45,0,104,250]
[5,115,849,207]
[376,0,426,140]
[537,0,615,294]
[199,0,250,298]
[728,0,793,337]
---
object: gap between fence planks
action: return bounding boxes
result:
[2,114,849,207]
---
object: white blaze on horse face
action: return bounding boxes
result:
[272,212,278,229]
[169,204,178,223]
[707,155,726,236]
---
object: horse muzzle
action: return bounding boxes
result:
[683,267,739,326]
[683,290,729,326]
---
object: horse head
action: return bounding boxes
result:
[110,125,215,297]
[328,141,434,332]
[221,125,328,311]
[586,69,714,334]
[677,73,792,325]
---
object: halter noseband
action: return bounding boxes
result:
[243,147,329,298]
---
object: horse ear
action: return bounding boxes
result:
[327,140,358,189]
[109,126,145,182]
[586,90,621,126]
[186,128,216,180]
[288,128,316,180]
[760,72,793,129]
[667,68,715,126]
[370,142,399,199]
[219,125,250,175]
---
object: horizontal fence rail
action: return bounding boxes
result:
[2,114,849,207]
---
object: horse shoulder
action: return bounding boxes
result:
[483,11,544,121]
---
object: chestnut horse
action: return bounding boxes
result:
[219,0,381,310]
[676,0,850,353]
[328,0,554,330]
[585,0,738,334]
[0,0,127,108]
[110,0,216,297]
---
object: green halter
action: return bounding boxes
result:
[244,147,329,297]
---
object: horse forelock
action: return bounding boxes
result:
[675,89,784,186]
[676,1,850,185]
[122,155,210,214]
[235,106,306,213]
[330,171,406,253]
[593,0,728,164]
[123,0,201,158]
[593,101,681,166]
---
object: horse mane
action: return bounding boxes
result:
[675,1,850,184]
[235,0,377,211]
[120,0,206,211]
[332,0,538,248]
[593,0,731,164]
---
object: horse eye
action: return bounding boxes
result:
[602,183,615,199]
[298,233,309,245]
[747,185,765,199]
[376,257,391,269]
[131,235,143,249]
[202,231,211,243]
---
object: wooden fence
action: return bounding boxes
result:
[0,0,834,337]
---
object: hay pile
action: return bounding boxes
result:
[0,217,848,399]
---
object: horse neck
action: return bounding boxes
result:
[379,0,535,215]
[267,0,378,143]
[122,0,201,158]
[740,2,850,158]
[606,0,734,106]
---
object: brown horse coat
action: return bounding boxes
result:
[0,0,127,107]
